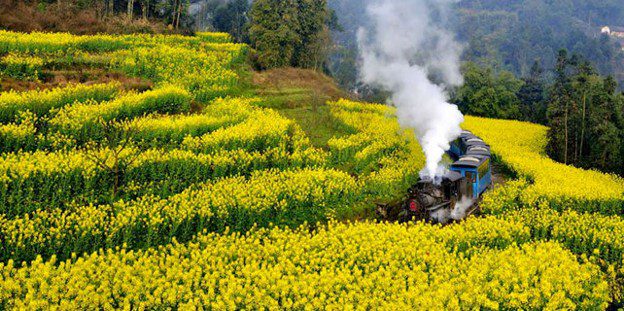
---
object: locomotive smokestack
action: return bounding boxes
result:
[357,0,464,179]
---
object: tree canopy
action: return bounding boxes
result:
[453,62,524,120]
[249,0,332,70]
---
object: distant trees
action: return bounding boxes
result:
[546,49,624,174]
[212,0,249,42]
[453,62,524,120]
[517,61,547,125]
[156,0,191,29]
[17,0,193,30]
[326,0,624,94]
[194,0,250,42]
[249,0,334,70]
[456,0,624,85]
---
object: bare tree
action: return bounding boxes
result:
[141,0,150,19]
[127,0,135,19]
[176,0,182,29]
[170,0,178,27]
[104,0,114,17]
[84,119,141,201]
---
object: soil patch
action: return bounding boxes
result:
[253,67,349,101]
[1,69,153,93]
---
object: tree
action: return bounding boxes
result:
[616,92,624,175]
[213,0,250,42]
[153,0,187,29]
[586,76,622,173]
[546,49,624,175]
[547,49,573,164]
[517,60,547,124]
[291,0,330,69]
[571,60,596,164]
[127,0,135,19]
[249,0,332,70]
[140,0,150,19]
[452,62,523,119]
[249,0,300,68]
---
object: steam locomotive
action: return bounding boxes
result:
[401,131,493,223]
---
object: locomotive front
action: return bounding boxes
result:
[401,171,467,223]
[400,130,493,224]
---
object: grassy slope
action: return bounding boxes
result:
[246,67,356,148]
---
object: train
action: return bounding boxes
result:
[401,130,493,223]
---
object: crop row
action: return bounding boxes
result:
[0,82,120,123]
[316,99,426,214]
[2,87,193,152]
[5,199,619,306]
[0,168,351,264]
[48,86,192,143]
[476,181,624,302]
[0,54,44,81]
[0,100,323,216]
[0,30,129,54]
[0,30,246,103]
[0,97,258,152]
[109,44,245,102]
[327,99,413,175]
[0,30,233,55]
[0,146,320,218]
[452,200,624,270]
[0,221,609,310]
[181,109,307,155]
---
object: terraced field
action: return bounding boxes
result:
[0,31,622,309]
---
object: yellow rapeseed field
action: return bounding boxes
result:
[0,30,622,309]
[0,222,610,310]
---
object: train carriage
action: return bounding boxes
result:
[465,145,491,157]
[450,155,492,199]
[449,138,463,158]
[449,131,489,159]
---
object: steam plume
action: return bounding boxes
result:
[357,0,464,179]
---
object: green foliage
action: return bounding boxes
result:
[326,0,624,97]
[517,61,548,125]
[212,0,250,42]
[453,62,524,119]
[249,0,331,70]
[249,0,300,68]
[546,50,624,175]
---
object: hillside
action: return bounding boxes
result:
[328,0,624,90]
[0,31,622,309]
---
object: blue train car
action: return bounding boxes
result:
[464,136,487,149]
[449,138,463,158]
[450,155,492,199]
[449,131,488,159]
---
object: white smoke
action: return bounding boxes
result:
[450,197,474,221]
[357,0,464,179]
[429,197,474,223]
